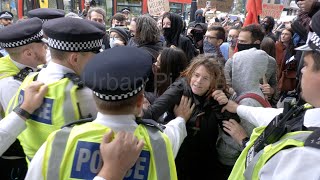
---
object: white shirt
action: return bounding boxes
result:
[237,105,320,179]
[37,61,97,118]
[26,113,187,180]
[0,112,26,156]
[0,59,36,120]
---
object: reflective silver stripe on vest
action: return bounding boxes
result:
[244,132,311,180]
[47,127,72,180]
[63,81,78,124]
[145,126,171,180]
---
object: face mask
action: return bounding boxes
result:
[194,32,204,43]
[230,38,237,47]
[237,43,260,52]
[109,38,120,48]
[227,37,238,47]
[203,39,218,55]
[163,28,172,39]
[196,16,202,23]
[261,22,270,31]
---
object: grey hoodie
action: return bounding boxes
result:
[217,48,272,165]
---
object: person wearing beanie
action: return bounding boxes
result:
[109,27,129,48]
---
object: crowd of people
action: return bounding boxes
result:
[0,0,320,179]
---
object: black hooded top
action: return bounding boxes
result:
[163,12,197,62]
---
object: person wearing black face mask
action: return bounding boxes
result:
[188,9,205,29]
[189,23,207,54]
[225,24,277,100]
[218,25,277,174]
[162,12,197,62]
[261,16,277,42]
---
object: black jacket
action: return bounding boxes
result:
[143,77,222,179]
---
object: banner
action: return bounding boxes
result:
[147,0,170,16]
[197,0,234,13]
[261,0,284,19]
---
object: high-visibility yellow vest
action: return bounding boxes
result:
[42,122,178,180]
[229,128,313,180]
[6,72,81,160]
[0,55,20,80]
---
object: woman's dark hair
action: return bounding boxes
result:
[156,48,188,95]
[281,28,295,57]
[180,55,229,98]
[134,15,160,45]
[261,37,276,59]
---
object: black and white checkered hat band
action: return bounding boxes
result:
[0,30,43,48]
[93,84,145,101]
[310,33,320,51]
[47,38,103,52]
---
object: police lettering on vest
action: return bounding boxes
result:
[71,141,151,180]
[18,90,54,124]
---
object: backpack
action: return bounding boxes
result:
[236,93,272,108]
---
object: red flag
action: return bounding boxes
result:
[244,0,262,26]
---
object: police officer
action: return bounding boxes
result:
[0,17,47,180]
[27,8,65,21]
[0,11,13,57]
[6,17,105,164]
[27,8,66,63]
[0,11,13,27]
[0,81,145,180]
[224,11,320,179]
[26,46,194,180]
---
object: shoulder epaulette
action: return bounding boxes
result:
[61,117,94,128]
[63,73,84,89]
[136,118,166,132]
[13,67,33,82]
[305,128,320,150]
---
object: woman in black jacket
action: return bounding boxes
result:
[162,12,197,62]
[143,55,229,180]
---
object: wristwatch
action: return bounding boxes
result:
[242,137,250,148]
[13,106,31,119]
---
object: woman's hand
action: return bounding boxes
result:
[212,90,228,105]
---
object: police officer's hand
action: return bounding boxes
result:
[222,119,248,145]
[98,131,144,180]
[174,96,195,122]
[20,81,48,114]
[221,100,239,113]
[212,90,228,105]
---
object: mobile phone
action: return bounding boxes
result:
[206,1,212,8]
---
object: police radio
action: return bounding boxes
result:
[246,98,306,166]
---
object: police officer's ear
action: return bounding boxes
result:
[67,52,80,72]
[136,92,144,108]
[68,52,78,65]
[23,47,33,58]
